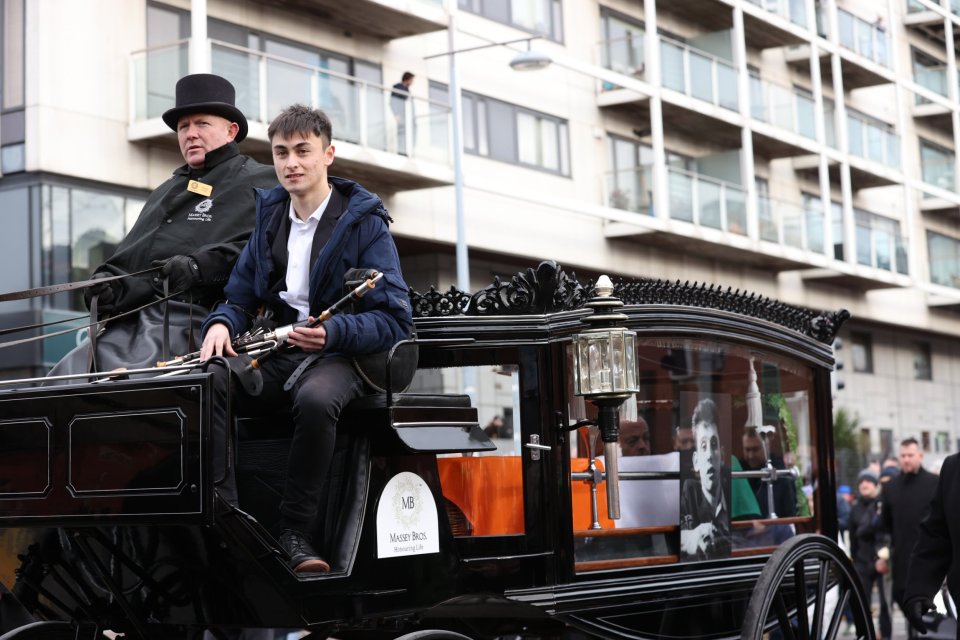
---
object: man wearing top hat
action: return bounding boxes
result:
[51,74,277,373]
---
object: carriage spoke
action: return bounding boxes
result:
[773,592,800,640]
[810,559,829,640]
[825,586,850,640]
[793,558,810,638]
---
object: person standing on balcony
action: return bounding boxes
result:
[50,73,277,375]
[390,71,415,155]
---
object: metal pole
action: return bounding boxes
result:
[447,3,469,294]
[447,2,476,403]
[189,0,209,73]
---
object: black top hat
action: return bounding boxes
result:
[162,73,248,142]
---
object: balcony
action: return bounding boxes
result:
[603,166,652,216]
[129,40,454,193]
[657,0,807,49]
[603,168,831,270]
[757,193,825,255]
[786,9,894,89]
[904,0,960,44]
[749,76,820,158]
[911,65,953,129]
[845,112,901,188]
[741,0,810,48]
[596,33,649,116]
[800,213,910,290]
[247,0,447,40]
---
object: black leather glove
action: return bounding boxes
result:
[83,272,117,313]
[903,596,935,635]
[152,255,201,293]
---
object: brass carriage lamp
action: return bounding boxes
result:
[573,275,639,520]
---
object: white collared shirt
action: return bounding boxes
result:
[279,190,333,320]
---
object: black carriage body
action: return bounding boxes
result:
[0,264,850,640]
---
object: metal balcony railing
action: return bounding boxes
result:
[660,37,739,111]
[749,75,817,140]
[668,167,747,234]
[756,194,825,254]
[130,39,453,165]
[837,8,890,67]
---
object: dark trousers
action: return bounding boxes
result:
[207,352,364,529]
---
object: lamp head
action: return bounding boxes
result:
[509,48,552,71]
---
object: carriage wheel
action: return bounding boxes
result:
[393,631,474,640]
[741,534,874,640]
[0,622,81,640]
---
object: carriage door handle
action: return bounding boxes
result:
[524,434,551,460]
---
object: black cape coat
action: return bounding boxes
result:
[93,141,277,314]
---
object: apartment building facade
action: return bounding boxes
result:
[0,0,959,462]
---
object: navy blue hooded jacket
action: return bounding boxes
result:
[201,177,412,355]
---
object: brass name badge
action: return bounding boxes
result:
[187,180,213,197]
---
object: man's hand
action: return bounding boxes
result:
[152,255,201,293]
[875,557,889,575]
[83,272,117,312]
[200,323,236,361]
[286,317,327,352]
[903,596,935,635]
[680,522,716,555]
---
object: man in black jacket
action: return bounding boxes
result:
[903,452,960,638]
[51,74,277,373]
[879,438,940,615]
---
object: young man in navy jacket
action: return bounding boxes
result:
[200,104,413,574]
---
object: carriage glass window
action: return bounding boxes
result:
[408,364,525,538]
[569,337,818,570]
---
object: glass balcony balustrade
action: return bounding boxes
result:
[921,155,956,192]
[599,32,646,90]
[906,0,927,12]
[749,75,817,139]
[756,193,825,254]
[837,8,890,67]
[660,37,738,112]
[667,167,747,234]
[131,40,452,165]
[745,0,808,28]
[605,165,653,215]
[846,113,900,169]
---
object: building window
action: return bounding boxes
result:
[920,138,955,192]
[831,200,844,261]
[462,90,570,175]
[459,0,564,42]
[911,47,948,103]
[854,209,907,274]
[936,431,950,453]
[921,430,931,452]
[607,135,653,214]
[599,10,644,79]
[39,183,147,311]
[927,230,960,289]
[912,341,932,380]
[851,331,873,373]
[880,428,894,457]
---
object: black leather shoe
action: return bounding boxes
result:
[279,529,330,574]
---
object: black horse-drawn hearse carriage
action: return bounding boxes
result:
[0,261,871,640]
